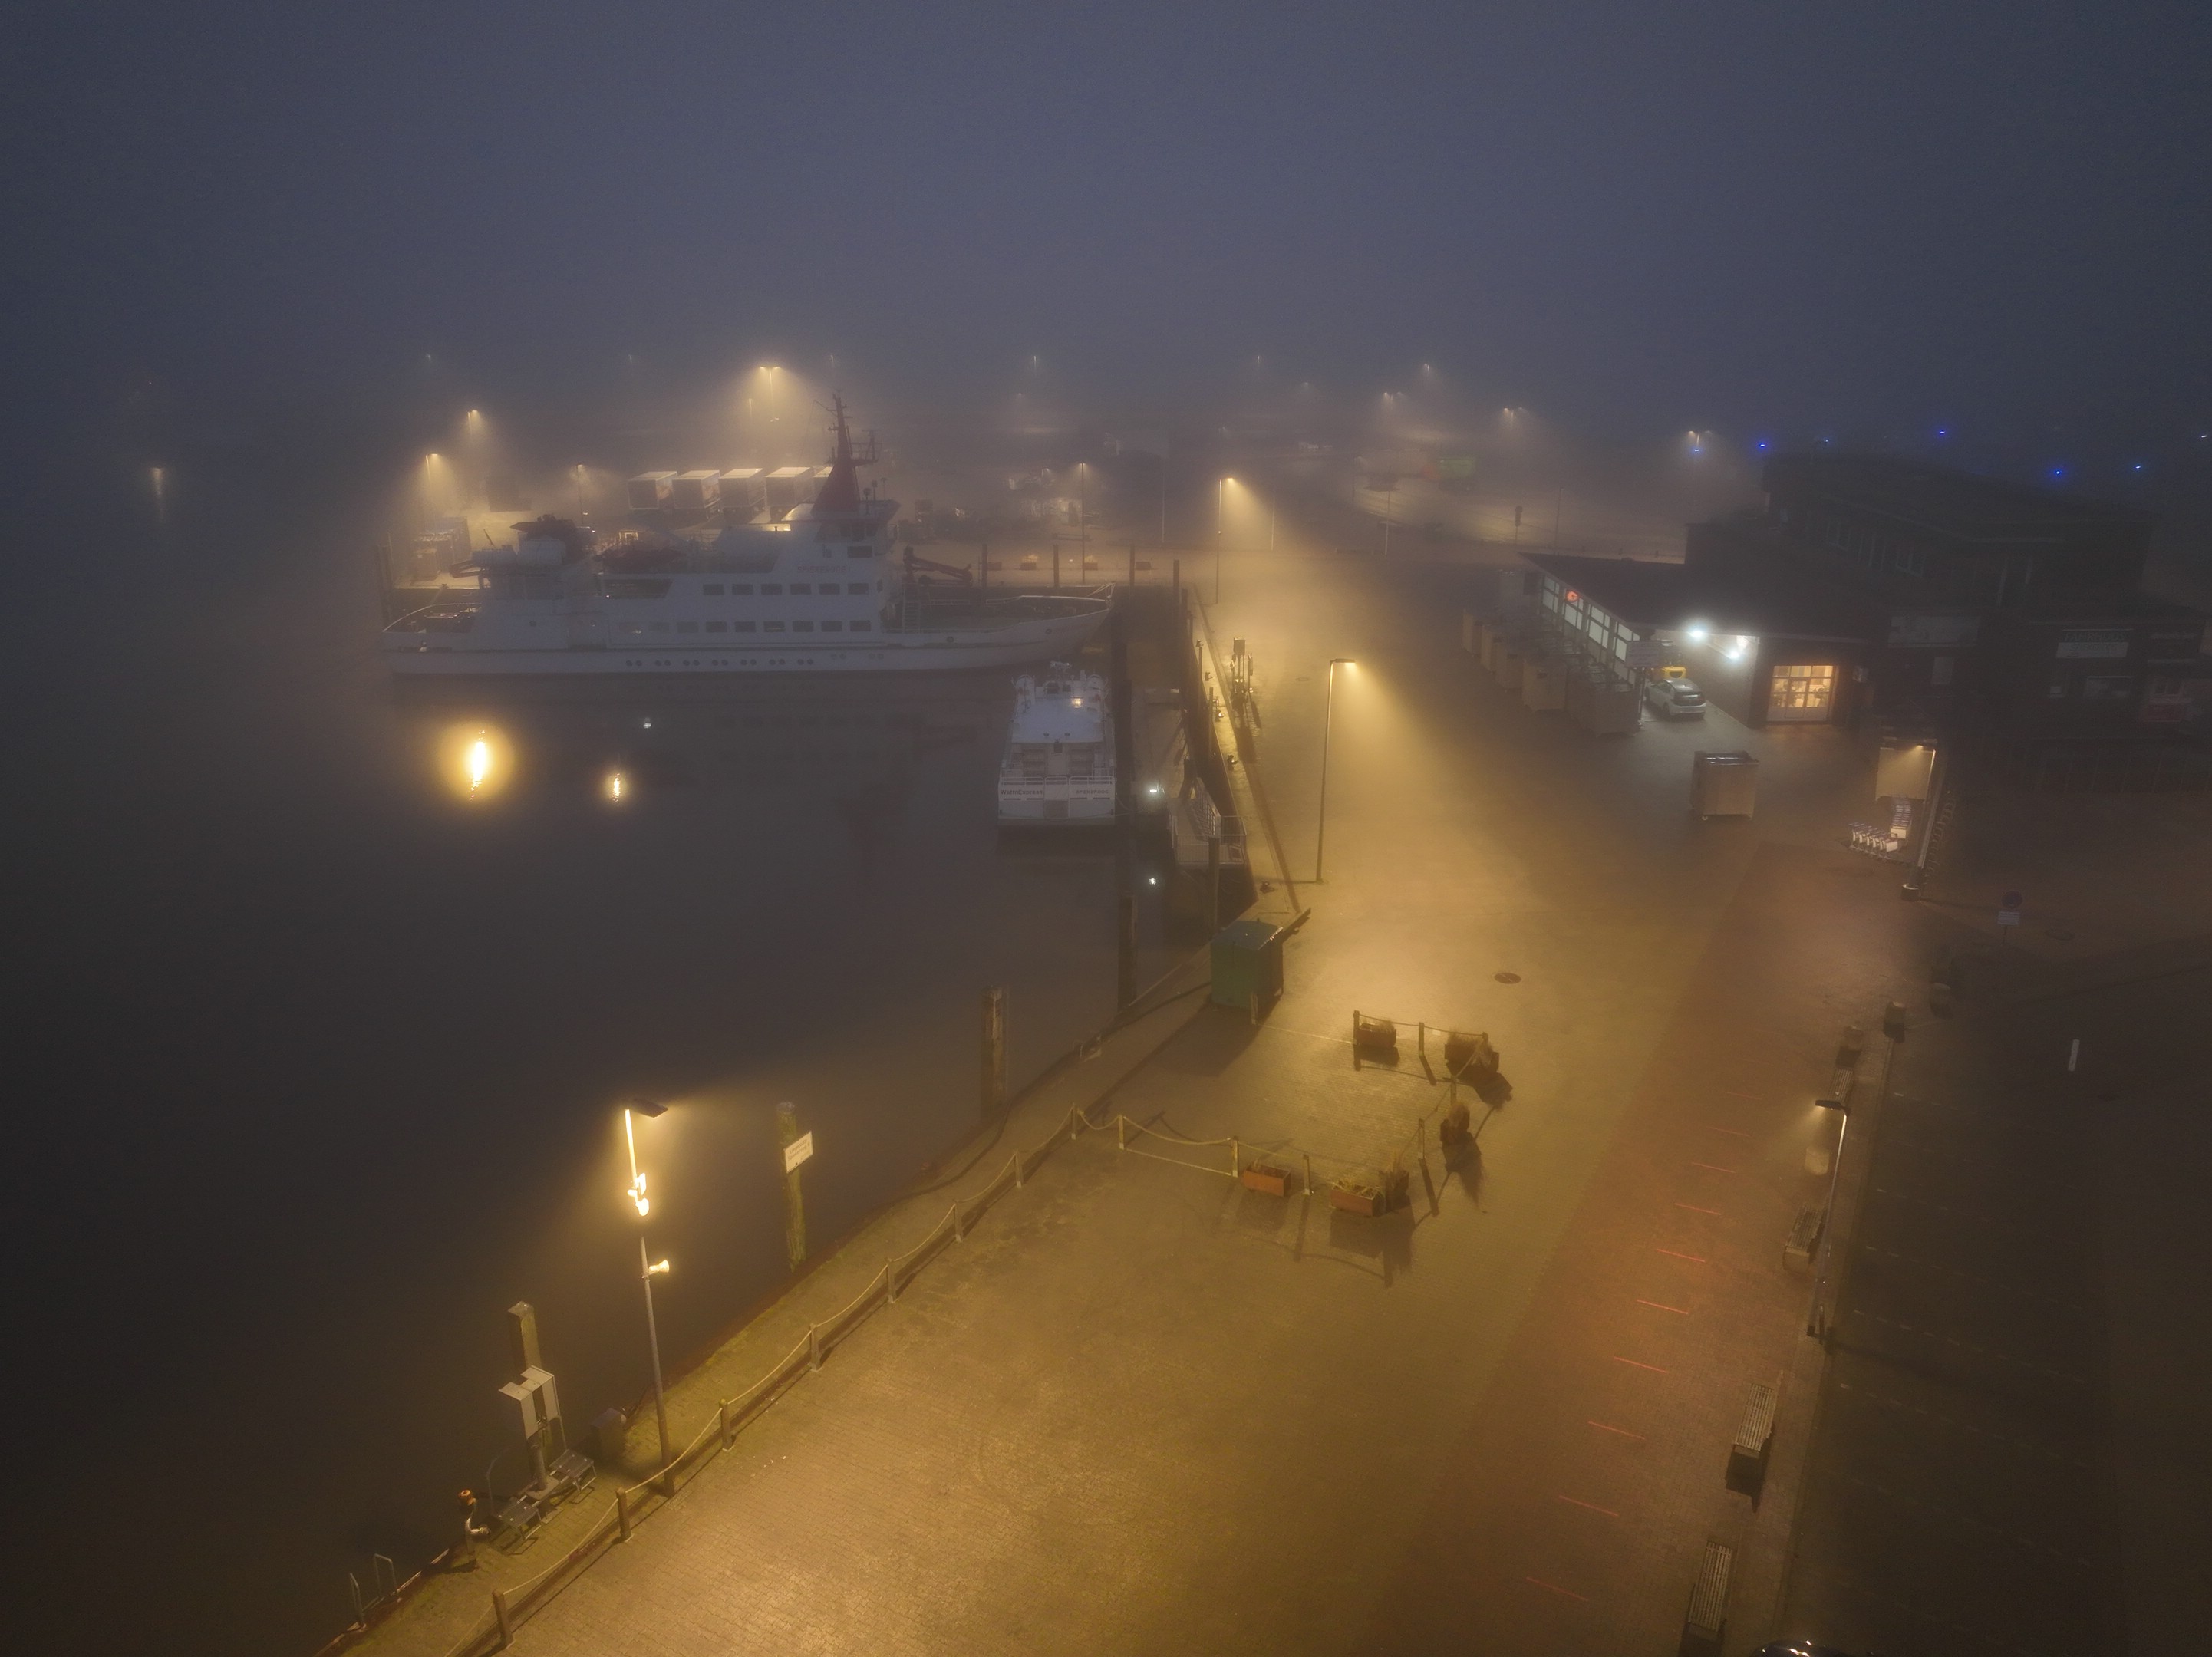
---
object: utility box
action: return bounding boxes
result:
[719,468,763,519]
[1210,918,1284,1016]
[669,469,722,515]
[1693,750,1759,819]
[1569,670,1642,733]
[1521,657,1567,711]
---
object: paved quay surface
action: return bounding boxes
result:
[1775,779,2212,1657]
[361,517,1953,1655]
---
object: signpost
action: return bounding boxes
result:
[783,1131,814,1174]
[1997,889,2023,937]
[777,1102,809,1268]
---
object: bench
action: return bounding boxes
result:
[1727,1383,1777,1497]
[1679,1540,1732,1654]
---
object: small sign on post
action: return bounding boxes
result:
[783,1131,815,1174]
[1997,889,2023,931]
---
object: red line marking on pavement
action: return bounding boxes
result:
[1636,1299,1691,1314]
[1656,1247,1707,1263]
[1524,1576,1590,1602]
[1689,1161,1738,1174]
[1611,1356,1670,1373]
[1587,1420,1647,1440]
[1557,1494,1620,1517]
[1675,1203,1722,1216]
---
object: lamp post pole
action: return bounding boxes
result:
[1316,657,1353,882]
[623,1101,674,1493]
[1215,478,1227,603]
[638,1236,671,1490]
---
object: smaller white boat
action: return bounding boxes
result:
[998,664,1114,825]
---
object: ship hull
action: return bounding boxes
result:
[383,612,1107,677]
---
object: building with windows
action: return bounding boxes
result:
[1515,455,2208,744]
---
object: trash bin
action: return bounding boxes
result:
[1211,918,1284,1016]
[1691,749,1758,819]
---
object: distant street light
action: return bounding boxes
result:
[622,1099,675,1491]
[1315,658,1356,882]
[1216,477,1231,602]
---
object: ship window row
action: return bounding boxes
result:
[618,620,874,637]
[698,581,881,596]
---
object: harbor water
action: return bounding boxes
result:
[5,430,1175,1657]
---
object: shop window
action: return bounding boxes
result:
[2083,675,2135,701]
[1769,664,1835,721]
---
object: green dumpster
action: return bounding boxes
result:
[1210,918,1284,1016]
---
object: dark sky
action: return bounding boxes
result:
[8,1,2209,446]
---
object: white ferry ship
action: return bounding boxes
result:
[997,664,1115,825]
[381,398,1110,677]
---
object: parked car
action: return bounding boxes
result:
[1643,676,1708,718]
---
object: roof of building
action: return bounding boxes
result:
[1523,552,1882,642]
[1763,453,2152,542]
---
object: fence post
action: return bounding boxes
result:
[719,1397,733,1449]
[1013,1148,1025,1188]
[617,1484,631,1542]
[1230,1136,1241,1180]
[493,1589,513,1650]
[1117,1115,1127,1151]
[809,1323,822,1372]
[885,1258,900,1304]
[1303,1151,1314,1196]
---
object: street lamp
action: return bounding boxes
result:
[1216,477,1230,602]
[1315,658,1356,882]
[622,1099,674,1491]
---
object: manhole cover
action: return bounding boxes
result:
[1494,971,1522,984]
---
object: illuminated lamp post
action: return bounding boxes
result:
[1315,658,1356,881]
[1216,477,1230,601]
[622,1099,674,1493]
